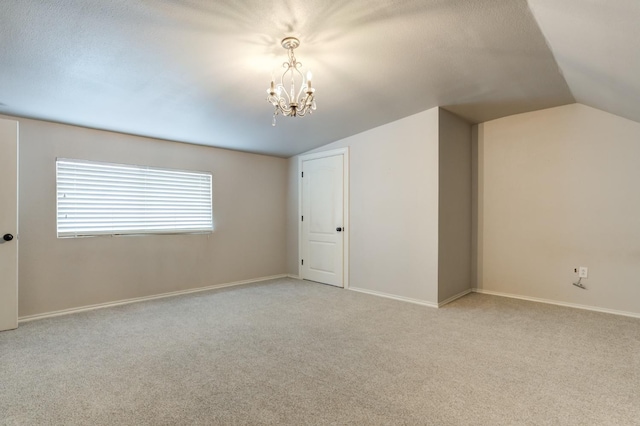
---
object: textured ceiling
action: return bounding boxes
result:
[528,0,640,125]
[0,0,629,157]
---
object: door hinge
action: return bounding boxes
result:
[301,171,304,178]
[301,215,303,221]
[301,259,304,265]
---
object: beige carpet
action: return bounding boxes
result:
[1,278,639,425]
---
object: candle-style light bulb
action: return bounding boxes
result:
[306,71,312,89]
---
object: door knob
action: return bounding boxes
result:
[3,234,13,242]
[336,227,342,232]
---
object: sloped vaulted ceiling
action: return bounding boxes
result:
[0,0,636,157]
[528,0,640,125]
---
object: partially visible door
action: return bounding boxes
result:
[0,118,18,332]
[301,153,344,287]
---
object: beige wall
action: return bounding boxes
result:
[288,108,440,304]
[9,116,287,317]
[438,110,472,303]
[11,102,637,317]
[477,104,640,315]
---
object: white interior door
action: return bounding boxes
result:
[301,154,344,287]
[0,118,19,332]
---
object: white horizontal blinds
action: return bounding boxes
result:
[56,159,213,237]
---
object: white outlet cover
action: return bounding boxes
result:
[579,267,589,278]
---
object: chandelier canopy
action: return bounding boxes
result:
[267,37,316,126]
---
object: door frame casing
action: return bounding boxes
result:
[0,118,19,331]
[298,147,350,288]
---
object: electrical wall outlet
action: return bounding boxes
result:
[578,266,588,278]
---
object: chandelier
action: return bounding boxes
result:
[267,37,316,126]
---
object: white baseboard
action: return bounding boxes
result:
[472,288,640,319]
[18,274,288,323]
[24,276,637,323]
[348,286,438,308]
[438,288,473,307]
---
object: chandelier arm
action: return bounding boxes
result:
[298,103,313,116]
[277,98,293,115]
[303,93,315,109]
[298,95,308,111]
[293,67,308,103]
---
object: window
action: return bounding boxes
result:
[56,159,213,237]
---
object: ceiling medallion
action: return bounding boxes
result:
[267,37,316,126]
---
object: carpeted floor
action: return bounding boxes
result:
[1,278,639,425]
